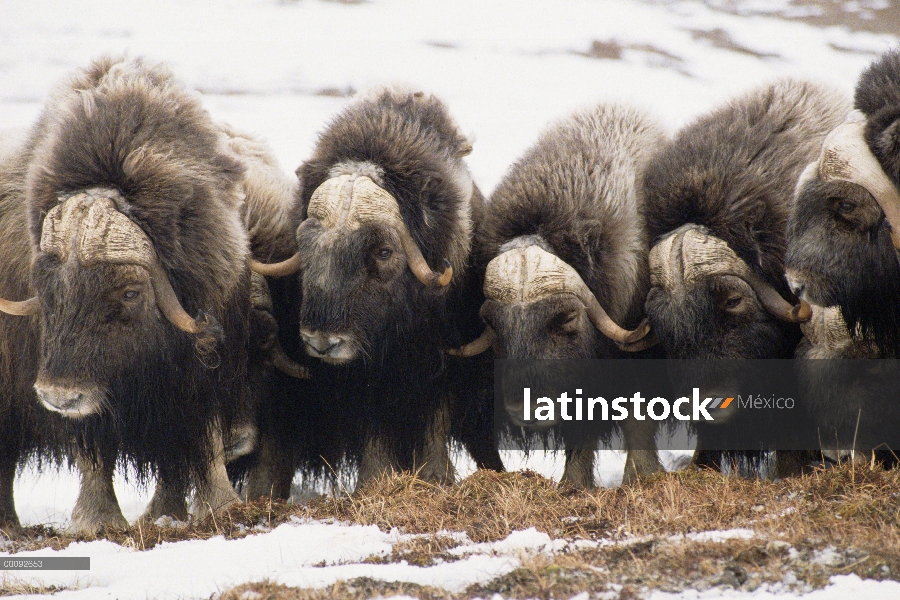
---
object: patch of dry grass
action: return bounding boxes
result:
[6,463,900,597]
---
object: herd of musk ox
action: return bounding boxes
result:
[2,46,900,538]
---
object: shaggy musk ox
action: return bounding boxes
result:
[455,103,666,488]
[251,88,496,489]
[642,79,850,473]
[786,50,900,459]
[0,56,269,534]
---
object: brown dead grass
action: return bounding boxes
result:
[7,464,900,597]
[0,578,71,596]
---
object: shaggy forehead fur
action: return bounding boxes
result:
[24,56,249,313]
[856,49,900,191]
[295,87,475,280]
[478,103,665,325]
[643,79,850,290]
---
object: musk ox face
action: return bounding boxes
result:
[465,238,649,426]
[479,295,602,361]
[293,169,452,365]
[481,295,603,428]
[786,177,899,309]
[16,189,218,417]
[785,111,900,353]
[296,218,416,364]
[646,275,792,360]
[32,259,174,417]
[646,225,805,361]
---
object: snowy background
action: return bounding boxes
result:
[1,0,898,597]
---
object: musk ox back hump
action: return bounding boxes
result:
[643,79,850,287]
[480,103,666,326]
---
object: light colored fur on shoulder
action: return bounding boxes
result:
[539,103,665,323]
[218,122,298,262]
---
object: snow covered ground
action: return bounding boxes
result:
[1,0,899,597]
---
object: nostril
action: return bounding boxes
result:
[304,336,342,355]
[60,393,84,410]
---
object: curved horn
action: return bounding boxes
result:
[0,295,39,316]
[678,227,811,323]
[740,268,812,323]
[148,261,211,335]
[249,253,302,277]
[270,343,310,379]
[819,110,900,249]
[448,327,496,357]
[308,174,453,288]
[575,280,652,345]
[484,244,646,344]
[617,330,658,353]
[398,227,453,287]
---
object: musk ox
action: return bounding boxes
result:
[0,56,273,534]
[642,79,850,473]
[786,50,900,460]
[786,50,900,355]
[250,88,495,490]
[454,103,666,488]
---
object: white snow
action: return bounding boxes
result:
[1,0,898,597]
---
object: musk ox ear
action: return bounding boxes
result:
[864,107,900,187]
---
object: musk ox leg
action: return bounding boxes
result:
[191,427,241,521]
[622,418,664,485]
[68,454,127,536]
[0,453,22,538]
[690,443,722,472]
[244,433,294,501]
[772,450,815,479]
[560,443,595,489]
[467,438,505,473]
[141,477,189,523]
[357,435,400,490]
[414,402,457,485]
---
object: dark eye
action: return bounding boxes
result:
[837,201,855,215]
[375,247,393,260]
[123,290,139,301]
[723,295,742,310]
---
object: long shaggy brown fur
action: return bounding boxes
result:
[0,56,255,518]
[478,103,664,329]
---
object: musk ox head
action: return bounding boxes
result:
[0,56,249,418]
[15,188,220,417]
[646,224,809,361]
[453,236,650,427]
[457,236,650,361]
[795,302,900,454]
[452,104,664,426]
[254,89,473,366]
[642,80,850,363]
[785,109,900,353]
